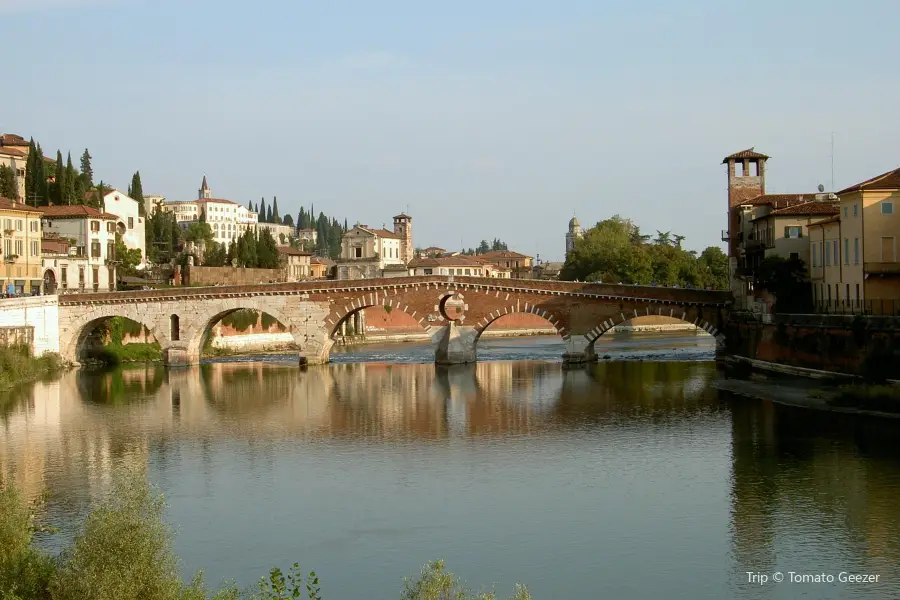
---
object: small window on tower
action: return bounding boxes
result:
[734,162,744,177]
[749,162,758,176]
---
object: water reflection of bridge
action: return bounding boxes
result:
[4,362,900,585]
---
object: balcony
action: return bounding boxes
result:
[864,262,900,275]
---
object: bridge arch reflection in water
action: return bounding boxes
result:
[4,359,900,599]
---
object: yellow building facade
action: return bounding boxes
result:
[0,198,44,295]
[808,167,900,312]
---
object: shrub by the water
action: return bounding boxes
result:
[828,385,900,413]
[0,468,532,600]
[0,346,65,392]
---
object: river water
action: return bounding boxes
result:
[2,332,900,599]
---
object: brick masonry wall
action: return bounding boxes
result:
[725,314,900,375]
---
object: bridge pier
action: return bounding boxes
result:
[562,335,597,366]
[163,345,196,368]
[298,337,334,366]
[433,322,478,365]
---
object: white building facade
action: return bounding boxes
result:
[40,206,120,293]
[337,215,412,279]
[98,189,147,267]
[162,177,259,246]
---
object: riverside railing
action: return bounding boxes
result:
[813,299,900,317]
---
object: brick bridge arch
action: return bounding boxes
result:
[57,276,731,366]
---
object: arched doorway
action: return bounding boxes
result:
[43,269,57,295]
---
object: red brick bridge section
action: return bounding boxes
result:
[57,276,733,366]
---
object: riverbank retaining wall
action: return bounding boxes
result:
[0,296,59,356]
[724,313,900,376]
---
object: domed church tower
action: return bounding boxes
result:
[565,216,583,257]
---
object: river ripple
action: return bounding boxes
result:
[2,333,900,600]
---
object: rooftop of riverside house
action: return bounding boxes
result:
[837,166,900,194]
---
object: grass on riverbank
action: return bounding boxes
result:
[0,346,66,393]
[828,385,900,414]
[0,467,532,600]
[85,342,163,366]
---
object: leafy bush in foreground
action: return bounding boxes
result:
[0,469,532,600]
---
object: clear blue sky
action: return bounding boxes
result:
[4,0,899,260]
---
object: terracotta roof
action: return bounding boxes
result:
[722,147,769,164]
[837,167,900,195]
[0,198,42,213]
[769,201,839,216]
[740,193,828,208]
[393,212,411,219]
[752,201,839,221]
[0,134,28,146]
[360,226,399,239]
[478,250,532,260]
[41,205,121,220]
[310,256,334,266]
[277,246,312,256]
[422,246,445,252]
[0,146,26,158]
[809,215,841,227]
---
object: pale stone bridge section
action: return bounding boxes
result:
[56,276,733,366]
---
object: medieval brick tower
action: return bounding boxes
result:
[393,213,413,263]
[722,148,768,258]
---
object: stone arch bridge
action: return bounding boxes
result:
[57,276,733,366]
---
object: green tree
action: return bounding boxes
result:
[226,238,237,265]
[259,197,267,223]
[0,164,16,199]
[80,148,93,188]
[272,196,280,224]
[476,240,490,254]
[754,256,811,313]
[146,210,180,265]
[25,138,47,206]
[282,213,294,228]
[64,152,78,204]
[698,246,728,289]
[184,221,214,246]
[114,232,142,276]
[129,171,145,216]
[256,229,279,268]
[204,241,227,267]
[247,200,252,211]
[236,229,258,267]
[52,150,65,205]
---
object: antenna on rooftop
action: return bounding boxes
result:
[831,132,835,191]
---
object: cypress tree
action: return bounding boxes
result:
[247,200,252,211]
[259,197,267,223]
[265,204,273,224]
[343,218,348,232]
[64,153,77,204]
[32,142,47,206]
[0,165,16,199]
[80,148,93,188]
[254,202,259,214]
[24,138,39,205]
[130,171,145,215]
[52,151,65,205]
[272,196,280,224]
